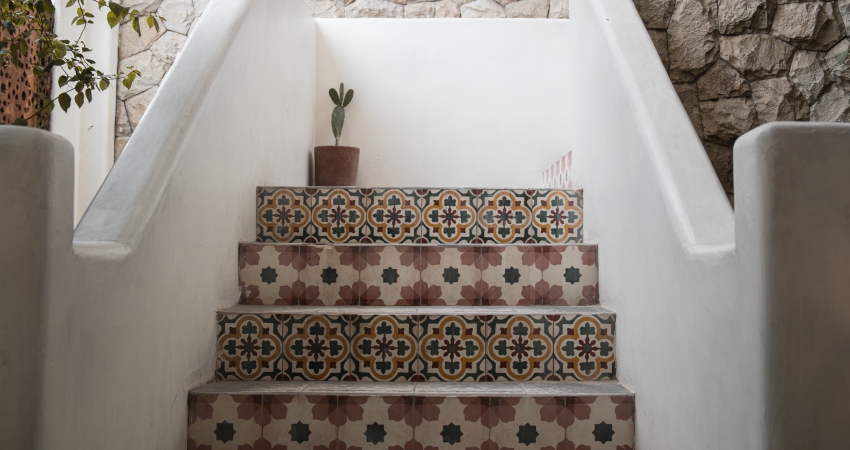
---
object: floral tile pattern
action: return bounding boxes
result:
[477,190,533,244]
[216,314,284,381]
[418,315,489,382]
[263,395,338,450]
[358,246,421,306]
[549,314,616,381]
[350,315,421,381]
[489,397,567,450]
[189,394,635,449]
[529,189,584,243]
[419,246,481,305]
[413,396,490,450]
[239,244,301,305]
[257,188,584,244]
[188,394,264,450]
[566,396,635,449]
[217,312,616,382]
[337,396,415,449]
[312,188,370,243]
[282,315,350,381]
[419,189,480,244]
[540,245,600,305]
[299,246,360,305]
[257,187,313,243]
[366,189,421,243]
[487,315,552,381]
[479,246,542,305]
[240,243,599,306]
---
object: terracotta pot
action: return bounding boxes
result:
[314,146,360,186]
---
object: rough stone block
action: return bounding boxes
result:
[648,30,670,70]
[674,82,705,138]
[717,0,772,34]
[789,49,828,104]
[811,84,850,121]
[700,96,758,146]
[668,0,718,82]
[549,0,569,18]
[460,0,507,17]
[633,0,676,29]
[751,77,810,124]
[506,0,549,17]
[346,0,404,17]
[697,60,751,100]
[719,34,795,80]
[771,2,844,51]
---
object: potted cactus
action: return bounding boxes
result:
[314,83,359,186]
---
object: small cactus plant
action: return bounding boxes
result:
[329,83,354,146]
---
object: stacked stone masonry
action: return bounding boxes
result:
[636,0,850,201]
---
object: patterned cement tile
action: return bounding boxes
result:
[548,314,616,382]
[188,394,264,450]
[486,315,553,381]
[257,187,314,243]
[281,315,351,381]
[489,397,567,449]
[479,246,542,306]
[216,314,284,381]
[365,189,422,244]
[336,396,415,449]
[299,246,360,305]
[349,315,422,381]
[358,246,422,306]
[262,395,338,449]
[413,396,490,450]
[418,315,489,382]
[566,396,635,449]
[418,189,479,244]
[419,246,481,306]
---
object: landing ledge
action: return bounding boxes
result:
[218,305,616,316]
[191,380,633,397]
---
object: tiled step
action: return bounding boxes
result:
[239,243,599,306]
[216,306,616,383]
[189,381,635,450]
[256,187,584,244]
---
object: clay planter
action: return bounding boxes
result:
[314,146,360,186]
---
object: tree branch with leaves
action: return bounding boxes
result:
[0,0,164,125]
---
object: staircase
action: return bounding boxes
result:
[188,187,635,450]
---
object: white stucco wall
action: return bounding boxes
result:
[314,19,571,188]
[35,1,315,449]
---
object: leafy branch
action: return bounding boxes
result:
[0,0,164,125]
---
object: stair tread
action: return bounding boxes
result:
[244,242,599,247]
[192,380,632,397]
[219,305,615,315]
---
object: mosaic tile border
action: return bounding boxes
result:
[257,187,584,244]
[215,312,616,382]
[239,243,600,306]
[189,393,634,450]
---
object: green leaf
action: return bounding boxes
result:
[329,88,340,106]
[108,1,123,16]
[74,91,84,108]
[58,75,68,87]
[58,92,71,112]
[65,0,75,7]
[147,15,159,32]
[99,79,109,90]
[13,117,28,126]
[343,88,353,107]
[85,88,92,103]
[331,105,345,142]
[132,17,140,36]
[339,83,344,100]
[106,11,120,28]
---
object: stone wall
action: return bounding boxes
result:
[635,0,850,201]
[114,0,208,158]
[304,0,568,18]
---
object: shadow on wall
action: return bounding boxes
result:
[634,0,850,202]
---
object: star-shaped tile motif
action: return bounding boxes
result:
[516,423,539,446]
[214,421,236,443]
[260,266,278,284]
[443,267,460,284]
[441,423,463,444]
[382,267,399,285]
[592,421,615,444]
[563,266,581,284]
[289,421,312,443]
[364,422,387,444]
[321,267,338,285]
[503,267,521,285]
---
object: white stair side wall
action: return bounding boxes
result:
[314,19,571,188]
[570,0,761,449]
[32,1,316,449]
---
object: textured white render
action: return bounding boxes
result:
[29,1,314,449]
[570,0,757,448]
[314,19,571,188]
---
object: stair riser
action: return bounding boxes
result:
[257,187,584,244]
[189,393,634,450]
[217,313,616,383]
[240,244,599,306]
